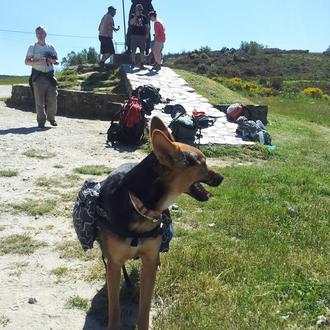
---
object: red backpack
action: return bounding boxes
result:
[107,97,146,146]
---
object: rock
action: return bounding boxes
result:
[28,298,37,304]
[316,315,329,326]
[171,204,179,211]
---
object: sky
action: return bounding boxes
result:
[0,0,329,75]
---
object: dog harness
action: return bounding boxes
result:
[73,179,173,251]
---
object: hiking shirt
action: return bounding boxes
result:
[154,20,166,43]
[130,14,148,35]
[26,43,58,73]
[99,13,115,38]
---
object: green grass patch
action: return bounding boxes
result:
[35,174,81,188]
[11,199,57,216]
[175,69,251,104]
[0,75,29,85]
[151,92,330,328]
[74,165,112,176]
[56,240,101,261]
[0,169,18,177]
[65,295,90,311]
[200,143,275,160]
[23,148,56,159]
[0,235,47,255]
[51,266,70,278]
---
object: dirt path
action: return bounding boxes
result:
[0,102,148,330]
[0,102,230,329]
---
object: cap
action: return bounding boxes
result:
[108,6,116,11]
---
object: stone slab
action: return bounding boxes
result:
[123,64,253,145]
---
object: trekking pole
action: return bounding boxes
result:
[122,0,127,51]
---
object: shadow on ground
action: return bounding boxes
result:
[83,267,140,330]
[0,126,51,135]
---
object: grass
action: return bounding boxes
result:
[66,295,90,311]
[0,75,29,85]
[200,143,275,161]
[174,69,252,105]
[51,266,71,279]
[23,148,56,159]
[56,65,127,94]
[0,235,47,255]
[10,199,57,216]
[151,92,330,329]
[35,174,81,188]
[0,169,18,177]
[56,240,101,262]
[74,165,112,176]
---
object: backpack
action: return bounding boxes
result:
[169,114,197,145]
[132,84,161,105]
[107,97,146,146]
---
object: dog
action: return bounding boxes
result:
[96,116,223,330]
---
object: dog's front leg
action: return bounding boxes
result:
[138,254,158,330]
[106,260,122,330]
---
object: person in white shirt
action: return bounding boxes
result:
[25,26,59,128]
[98,6,120,65]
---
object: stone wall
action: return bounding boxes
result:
[11,85,123,120]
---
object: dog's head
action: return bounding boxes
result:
[150,117,223,207]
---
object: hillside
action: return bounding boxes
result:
[166,49,330,94]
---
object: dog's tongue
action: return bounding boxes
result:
[191,183,210,201]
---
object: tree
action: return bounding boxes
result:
[239,41,264,55]
[61,47,98,67]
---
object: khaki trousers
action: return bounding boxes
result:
[32,76,58,124]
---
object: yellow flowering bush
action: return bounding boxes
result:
[303,87,324,98]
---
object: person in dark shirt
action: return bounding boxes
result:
[126,0,154,54]
[129,4,149,69]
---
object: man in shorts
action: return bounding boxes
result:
[98,6,120,65]
[129,4,149,69]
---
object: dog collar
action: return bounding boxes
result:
[128,192,162,222]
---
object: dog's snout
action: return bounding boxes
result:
[207,171,224,186]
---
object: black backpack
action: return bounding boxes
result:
[107,97,146,146]
[132,84,161,105]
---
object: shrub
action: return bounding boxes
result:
[200,53,209,60]
[303,87,324,98]
[197,64,208,74]
[270,77,283,90]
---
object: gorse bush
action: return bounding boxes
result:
[212,76,276,96]
[303,87,324,98]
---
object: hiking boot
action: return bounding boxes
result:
[38,123,45,128]
[139,64,146,70]
[50,120,57,126]
[130,64,135,70]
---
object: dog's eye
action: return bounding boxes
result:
[185,153,199,167]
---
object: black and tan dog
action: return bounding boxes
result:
[96,117,223,330]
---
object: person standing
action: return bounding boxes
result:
[149,11,166,71]
[129,4,149,69]
[127,0,154,54]
[98,6,120,65]
[25,26,59,128]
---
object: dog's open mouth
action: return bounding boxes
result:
[188,182,211,201]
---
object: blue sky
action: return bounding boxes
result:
[0,0,329,75]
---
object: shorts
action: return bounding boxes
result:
[99,36,115,55]
[130,35,146,53]
[153,41,164,50]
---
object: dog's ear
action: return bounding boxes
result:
[150,116,175,142]
[152,129,181,167]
